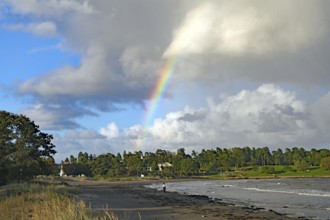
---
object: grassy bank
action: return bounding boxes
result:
[209,165,330,179]
[0,179,118,220]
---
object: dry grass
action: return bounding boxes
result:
[0,182,119,220]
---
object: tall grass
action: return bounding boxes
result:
[0,181,119,220]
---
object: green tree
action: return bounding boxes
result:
[78,152,89,164]
[196,149,219,174]
[261,147,273,165]
[242,146,252,166]
[155,149,172,163]
[320,156,330,171]
[219,148,234,171]
[172,148,188,175]
[107,155,125,177]
[69,155,77,164]
[272,148,284,165]
[283,148,293,165]
[179,157,196,176]
[292,147,306,164]
[125,152,143,176]
[63,163,91,176]
[39,157,58,176]
[0,111,56,184]
[231,147,245,168]
[89,154,113,176]
[143,152,157,175]
[295,159,309,171]
[150,161,159,175]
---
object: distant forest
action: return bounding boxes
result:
[1,110,330,184]
[62,147,330,177]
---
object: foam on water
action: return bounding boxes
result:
[243,187,330,197]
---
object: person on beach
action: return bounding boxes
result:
[162,183,166,192]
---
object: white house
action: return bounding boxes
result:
[158,162,173,171]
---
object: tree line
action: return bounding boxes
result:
[63,146,330,177]
[1,110,330,184]
[0,111,56,185]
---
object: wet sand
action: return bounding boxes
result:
[68,179,302,220]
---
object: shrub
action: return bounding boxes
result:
[260,166,275,174]
[320,156,330,171]
[281,165,296,172]
[295,160,309,171]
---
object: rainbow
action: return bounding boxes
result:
[144,56,178,126]
[135,56,179,150]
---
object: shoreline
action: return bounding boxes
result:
[68,178,303,220]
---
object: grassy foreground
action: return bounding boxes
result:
[0,179,118,220]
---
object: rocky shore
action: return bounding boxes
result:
[69,179,302,220]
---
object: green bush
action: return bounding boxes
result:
[320,157,330,171]
[281,165,296,172]
[295,160,309,171]
[260,166,275,174]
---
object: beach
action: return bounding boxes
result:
[69,179,302,220]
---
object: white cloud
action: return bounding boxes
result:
[65,129,105,139]
[107,84,323,152]
[99,122,119,139]
[28,21,57,36]
[4,0,95,16]
[20,47,111,96]
[2,0,330,155]
[7,0,330,111]
[50,84,330,161]
[20,104,96,130]
[310,92,330,135]
[4,21,57,37]
[163,1,330,86]
[53,131,110,162]
[164,0,327,57]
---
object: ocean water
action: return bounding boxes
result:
[147,178,330,219]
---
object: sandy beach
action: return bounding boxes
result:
[66,179,304,220]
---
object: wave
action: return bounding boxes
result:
[243,187,330,197]
[222,184,234,187]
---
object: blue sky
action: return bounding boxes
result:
[1,0,330,162]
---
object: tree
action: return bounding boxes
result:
[272,148,284,165]
[295,160,309,171]
[70,155,77,164]
[176,148,186,158]
[0,111,56,184]
[197,149,219,173]
[107,156,125,177]
[78,152,89,164]
[89,154,113,177]
[292,147,306,164]
[283,148,293,165]
[63,163,91,176]
[125,152,143,176]
[219,148,234,171]
[231,147,245,168]
[320,156,330,171]
[306,149,318,166]
[39,157,58,176]
[179,158,196,176]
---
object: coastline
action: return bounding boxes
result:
[69,178,302,220]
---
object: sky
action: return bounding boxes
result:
[1,0,330,162]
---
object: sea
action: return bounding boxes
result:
[147,178,330,219]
